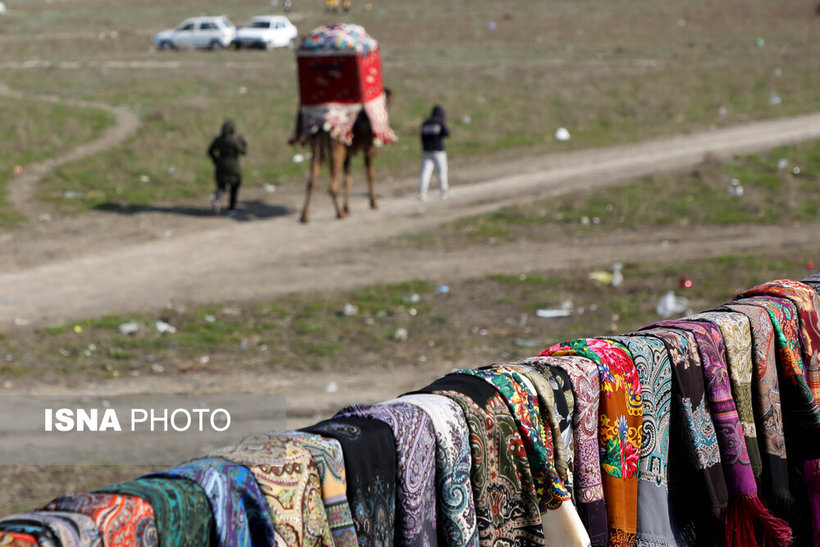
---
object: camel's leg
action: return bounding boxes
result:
[364,145,378,209]
[328,141,347,219]
[300,143,322,223]
[342,153,353,215]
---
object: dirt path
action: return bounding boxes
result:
[0,82,142,220]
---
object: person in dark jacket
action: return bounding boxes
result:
[207,119,247,214]
[418,105,450,201]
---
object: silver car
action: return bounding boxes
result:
[154,16,236,50]
[233,15,298,50]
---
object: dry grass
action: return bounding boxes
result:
[0,0,816,219]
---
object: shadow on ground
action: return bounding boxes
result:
[94,200,293,221]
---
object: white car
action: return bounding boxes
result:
[233,15,297,50]
[154,16,236,50]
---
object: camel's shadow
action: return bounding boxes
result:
[93,200,293,221]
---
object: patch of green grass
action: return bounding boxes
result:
[0,98,114,226]
[439,140,820,244]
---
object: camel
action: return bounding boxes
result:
[298,90,392,224]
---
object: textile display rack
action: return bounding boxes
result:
[2,272,820,546]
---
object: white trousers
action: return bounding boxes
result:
[419,151,449,196]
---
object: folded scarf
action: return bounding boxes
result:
[97,477,214,546]
[459,366,589,546]
[41,492,158,546]
[461,366,570,510]
[639,328,727,545]
[0,525,53,547]
[144,457,275,546]
[686,311,763,481]
[541,338,642,547]
[0,532,38,546]
[739,280,820,402]
[278,431,359,546]
[0,511,101,547]
[732,296,820,453]
[389,394,479,546]
[207,432,334,546]
[334,402,437,546]
[535,354,609,547]
[610,335,676,547]
[501,362,574,493]
[720,302,790,508]
[302,417,397,547]
[546,364,578,491]
[411,374,545,544]
[802,272,820,294]
[649,320,792,546]
[736,282,820,544]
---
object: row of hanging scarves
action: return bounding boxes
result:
[1,273,819,547]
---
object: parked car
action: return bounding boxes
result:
[154,16,236,50]
[233,15,297,50]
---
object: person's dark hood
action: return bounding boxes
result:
[221,119,236,136]
[430,105,445,122]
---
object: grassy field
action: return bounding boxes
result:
[0,97,113,225]
[0,0,817,222]
[1,0,819,519]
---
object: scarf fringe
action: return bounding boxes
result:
[723,494,792,546]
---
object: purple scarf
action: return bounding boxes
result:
[649,320,791,546]
[335,402,437,546]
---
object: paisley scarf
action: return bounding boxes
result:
[610,335,676,547]
[207,432,334,546]
[458,366,589,545]
[538,354,609,547]
[720,302,789,507]
[389,394,479,546]
[301,416,397,547]
[540,338,642,547]
[278,431,359,546]
[144,457,276,546]
[649,320,792,546]
[334,402,437,547]
[97,477,214,546]
[686,311,762,480]
[459,366,569,511]
[638,328,727,545]
[0,511,101,547]
[739,280,820,404]
[736,283,820,544]
[41,492,158,546]
[411,374,545,545]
